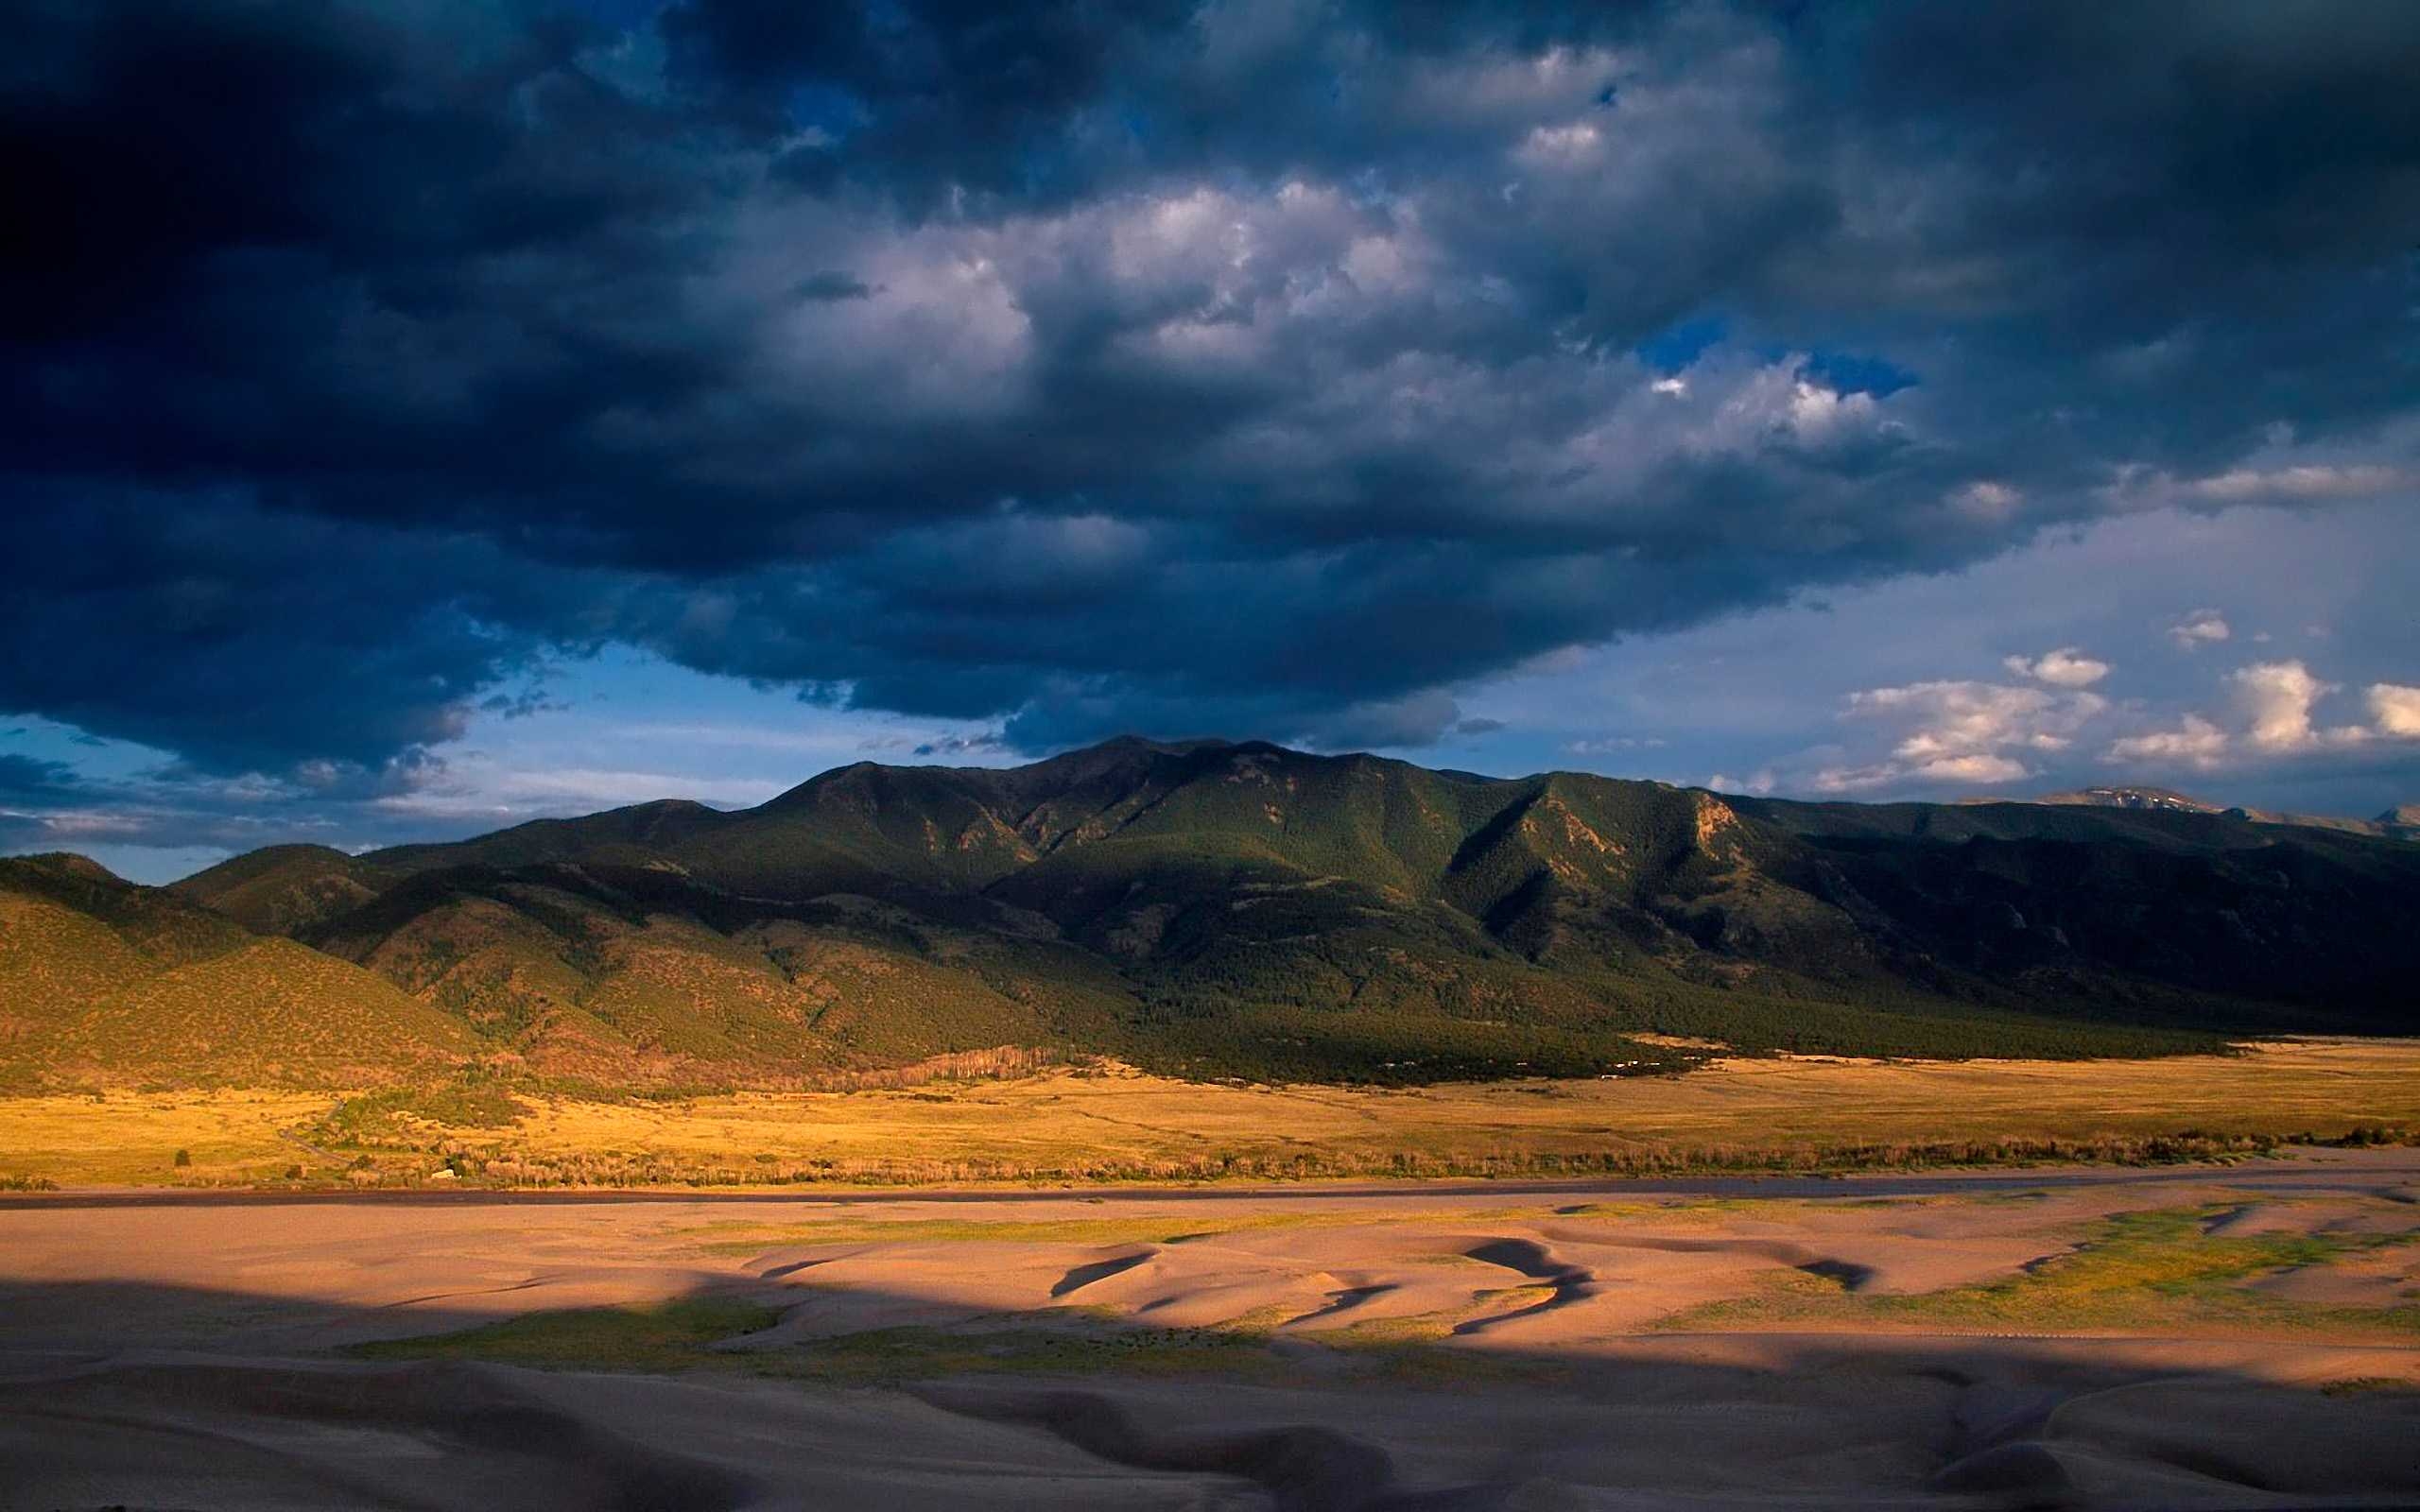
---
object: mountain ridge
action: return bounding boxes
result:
[1964,784,2417,840]
[8,738,2416,1091]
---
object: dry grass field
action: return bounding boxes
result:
[3,1037,2415,1190]
[0,1088,332,1186]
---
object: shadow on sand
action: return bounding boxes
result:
[4,1268,2419,1511]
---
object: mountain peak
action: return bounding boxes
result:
[10,851,126,885]
[1082,733,1239,756]
[2029,786,2221,814]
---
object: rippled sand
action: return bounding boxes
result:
[4,1150,2417,1508]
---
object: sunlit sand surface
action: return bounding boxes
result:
[5,1149,2417,1507]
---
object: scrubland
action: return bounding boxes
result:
[4,1036,2414,1190]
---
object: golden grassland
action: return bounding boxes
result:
[1,1037,2415,1190]
[0,1088,334,1185]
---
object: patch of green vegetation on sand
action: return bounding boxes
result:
[764,1322,1290,1385]
[752,1314,1561,1389]
[343,1290,1559,1390]
[1658,1203,2420,1337]
[348,1297,782,1371]
[347,1297,1305,1383]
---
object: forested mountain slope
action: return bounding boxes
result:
[8,738,2412,1090]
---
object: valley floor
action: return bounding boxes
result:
[2,1151,2417,1508]
[3,1035,2417,1189]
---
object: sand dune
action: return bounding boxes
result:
[0,1355,1223,1511]
[12,1343,2417,1511]
[4,1150,2419,1508]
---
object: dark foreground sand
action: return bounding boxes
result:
[4,1150,2417,1509]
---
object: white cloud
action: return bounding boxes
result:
[1514,119,1603,166]
[1947,480,2022,522]
[2097,666,2417,771]
[2167,609,2231,649]
[2105,713,2229,770]
[1810,751,2028,791]
[1815,650,2419,790]
[375,764,784,820]
[2179,464,2410,504]
[1705,768,1776,796]
[2369,682,2420,738]
[2110,463,2412,511]
[1779,377,1878,444]
[1851,681,2105,756]
[1910,752,2031,783]
[2002,645,2111,688]
[1806,762,1896,793]
[1828,679,2107,789]
[2227,660,2366,752]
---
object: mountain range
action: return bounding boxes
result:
[1988,786,2420,840]
[6,737,2417,1091]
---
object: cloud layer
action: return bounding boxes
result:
[1806,653,2420,796]
[5,1,2419,860]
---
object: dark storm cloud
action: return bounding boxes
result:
[0,487,556,772]
[792,270,877,302]
[0,753,95,806]
[4,0,2416,776]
